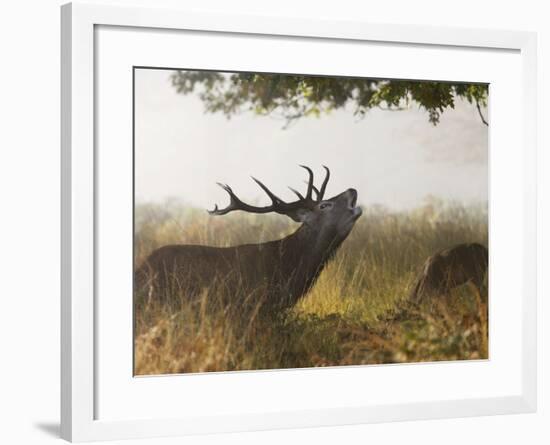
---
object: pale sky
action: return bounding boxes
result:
[135,68,488,211]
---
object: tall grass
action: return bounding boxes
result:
[134,197,488,375]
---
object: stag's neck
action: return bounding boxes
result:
[277,224,341,289]
[285,224,338,260]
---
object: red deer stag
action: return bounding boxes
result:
[408,242,488,304]
[135,166,363,314]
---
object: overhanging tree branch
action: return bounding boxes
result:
[171,71,490,128]
[476,101,489,126]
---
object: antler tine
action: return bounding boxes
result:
[251,176,285,204]
[299,165,315,200]
[208,183,237,215]
[288,187,305,200]
[208,182,275,216]
[304,181,320,199]
[318,165,331,201]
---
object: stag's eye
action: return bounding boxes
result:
[319,202,333,211]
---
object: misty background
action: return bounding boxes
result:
[135,68,488,211]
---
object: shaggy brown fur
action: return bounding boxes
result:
[408,242,488,303]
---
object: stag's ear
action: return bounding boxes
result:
[289,208,312,223]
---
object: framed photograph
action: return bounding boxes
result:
[61,2,537,442]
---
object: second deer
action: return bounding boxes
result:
[408,242,488,304]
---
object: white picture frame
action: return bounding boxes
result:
[61,2,537,442]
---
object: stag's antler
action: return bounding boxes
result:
[303,165,330,201]
[209,165,331,222]
[318,165,330,200]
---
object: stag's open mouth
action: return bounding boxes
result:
[348,188,358,208]
[346,189,362,222]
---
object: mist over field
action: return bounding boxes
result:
[134,69,488,211]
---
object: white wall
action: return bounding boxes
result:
[0,0,546,444]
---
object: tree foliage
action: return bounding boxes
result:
[171,71,489,127]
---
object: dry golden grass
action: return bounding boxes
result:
[134,197,488,375]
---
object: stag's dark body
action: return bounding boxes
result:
[135,166,362,314]
[136,223,343,311]
[408,242,488,303]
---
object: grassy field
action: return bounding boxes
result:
[134,197,488,375]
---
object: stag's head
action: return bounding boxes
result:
[209,166,362,244]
